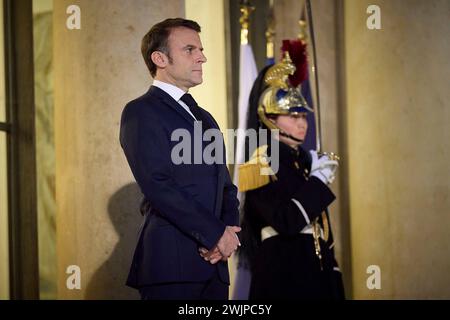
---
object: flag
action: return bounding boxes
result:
[231,42,257,300]
[233,44,258,184]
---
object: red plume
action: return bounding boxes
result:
[281,39,308,87]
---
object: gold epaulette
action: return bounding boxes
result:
[238,145,277,192]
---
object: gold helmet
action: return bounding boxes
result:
[257,52,313,142]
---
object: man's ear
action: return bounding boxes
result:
[150,51,168,68]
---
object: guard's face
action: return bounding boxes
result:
[274,113,308,146]
[164,27,207,91]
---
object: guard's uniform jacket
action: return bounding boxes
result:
[240,142,345,299]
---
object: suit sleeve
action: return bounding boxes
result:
[120,102,225,249]
[203,110,240,227]
[245,176,335,236]
[220,166,240,226]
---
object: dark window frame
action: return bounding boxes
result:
[3,0,39,300]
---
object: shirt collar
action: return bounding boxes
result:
[152,80,186,102]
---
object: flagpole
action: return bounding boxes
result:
[239,0,254,45]
[265,0,275,64]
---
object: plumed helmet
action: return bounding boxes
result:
[257,51,313,137]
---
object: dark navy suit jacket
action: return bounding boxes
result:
[120,86,239,289]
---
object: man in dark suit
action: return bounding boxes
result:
[119,18,240,300]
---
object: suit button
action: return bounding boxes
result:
[192,231,200,240]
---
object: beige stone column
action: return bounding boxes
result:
[343,0,450,298]
[54,0,183,299]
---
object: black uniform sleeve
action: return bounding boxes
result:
[245,176,335,236]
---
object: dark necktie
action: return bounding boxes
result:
[180,93,211,130]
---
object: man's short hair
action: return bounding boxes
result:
[141,18,201,77]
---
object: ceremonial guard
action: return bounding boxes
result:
[238,42,345,299]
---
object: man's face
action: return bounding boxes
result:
[164,27,207,91]
[273,113,308,147]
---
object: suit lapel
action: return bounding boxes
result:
[198,108,218,131]
[147,86,195,128]
[147,86,218,130]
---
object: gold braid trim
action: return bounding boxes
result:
[238,145,277,192]
[321,212,329,243]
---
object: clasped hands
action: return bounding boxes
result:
[198,226,241,265]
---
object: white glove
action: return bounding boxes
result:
[309,150,339,185]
